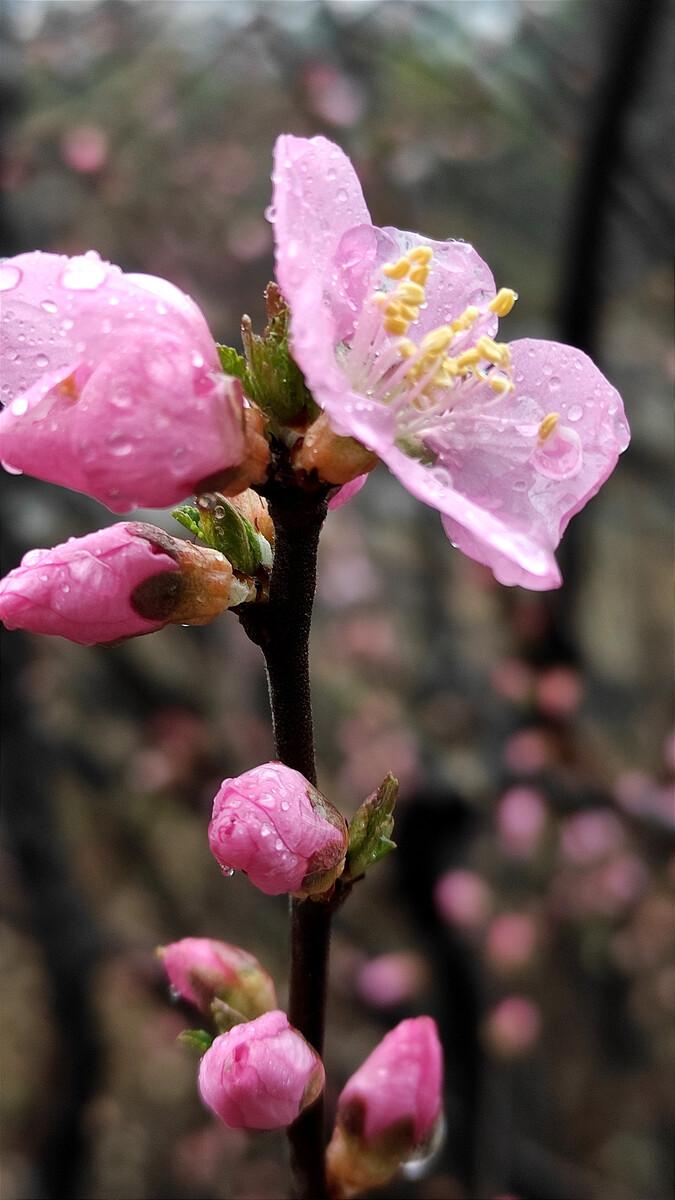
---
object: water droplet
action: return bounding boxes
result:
[0,264,22,292]
[1,459,23,475]
[548,375,561,392]
[214,505,225,519]
[567,404,583,422]
[274,839,283,851]
[35,353,49,370]
[260,824,271,838]
[192,351,204,369]
[40,299,58,314]
[107,434,133,457]
[280,801,290,811]
[23,548,48,565]
[513,479,528,492]
[220,866,235,878]
[60,318,74,332]
[264,204,276,222]
[336,187,348,203]
[60,255,107,291]
[61,583,70,594]
[10,396,28,415]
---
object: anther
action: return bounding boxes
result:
[409,246,433,264]
[397,282,426,305]
[489,288,518,317]
[538,412,560,441]
[384,315,410,335]
[382,258,411,280]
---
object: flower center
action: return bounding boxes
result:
[341,249,581,481]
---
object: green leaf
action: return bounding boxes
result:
[196,497,264,576]
[240,297,314,424]
[346,773,398,881]
[217,344,249,383]
[172,505,206,541]
[178,1028,214,1054]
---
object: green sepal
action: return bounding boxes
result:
[211,998,248,1033]
[346,772,398,881]
[240,287,314,424]
[178,1028,214,1054]
[217,344,249,384]
[172,499,271,576]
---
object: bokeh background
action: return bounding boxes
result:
[1,2,673,1198]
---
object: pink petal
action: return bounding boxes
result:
[328,473,368,510]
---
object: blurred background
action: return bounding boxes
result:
[1,2,673,1198]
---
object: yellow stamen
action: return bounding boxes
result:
[409,265,429,285]
[451,305,479,332]
[397,303,420,322]
[420,326,453,356]
[489,287,518,317]
[382,258,410,280]
[456,348,481,369]
[538,412,560,441]
[409,245,433,264]
[397,282,426,305]
[489,375,514,394]
[476,336,511,368]
[398,338,417,358]
[384,315,410,335]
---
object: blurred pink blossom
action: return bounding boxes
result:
[485,913,538,974]
[483,996,541,1058]
[199,1010,324,1130]
[535,666,583,718]
[303,63,366,127]
[355,952,428,1010]
[434,869,491,931]
[559,810,625,865]
[496,786,547,857]
[60,124,109,173]
[502,728,552,773]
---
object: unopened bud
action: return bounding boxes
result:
[158,937,277,1020]
[327,1017,444,1197]
[130,523,254,625]
[208,762,348,897]
[293,411,377,486]
[199,1009,325,1130]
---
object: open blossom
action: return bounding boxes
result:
[0,522,248,646]
[198,1009,324,1130]
[271,134,629,589]
[208,762,348,896]
[327,1017,443,1196]
[0,251,246,511]
[159,937,277,1020]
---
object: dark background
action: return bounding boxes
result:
[1,2,673,1198]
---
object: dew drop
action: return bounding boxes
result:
[264,204,276,223]
[274,839,283,851]
[40,298,58,314]
[260,824,271,838]
[35,353,49,370]
[10,395,29,415]
[0,264,22,292]
[336,187,348,203]
[280,801,290,811]
[60,256,107,291]
[61,583,70,594]
[220,866,235,878]
[1,459,23,475]
[567,404,583,422]
[513,478,528,492]
[548,375,561,392]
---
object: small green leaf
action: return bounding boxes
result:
[172,505,206,541]
[196,497,263,576]
[178,1028,214,1054]
[346,773,398,881]
[217,344,249,383]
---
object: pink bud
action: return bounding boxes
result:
[327,1017,443,1195]
[198,1010,324,1130]
[159,937,276,1020]
[483,996,541,1059]
[434,869,491,931]
[0,251,245,512]
[0,523,243,646]
[208,762,348,896]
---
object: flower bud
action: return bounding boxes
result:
[0,251,247,512]
[198,1009,324,1130]
[209,406,270,497]
[483,996,541,1059]
[208,762,348,896]
[158,937,276,1020]
[327,1017,443,1197]
[293,411,377,486]
[0,523,252,646]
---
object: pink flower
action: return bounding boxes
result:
[0,522,243,645]
[327,1017,443,1194]
[0,251,245,511]
[159,937,277,1020]
[496,786,547,857]
[559,809,624,865]
[484,913,537,974]
[355,952,428,1010]
[208,762,348,896]
[198,1010,324,1131]
[271,135,629,589]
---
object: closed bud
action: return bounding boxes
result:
[327,1017,443,1198]
[209,406,271,497]
[198,1009,324,1130]
[0,523,253,646]
[208,762,348,897]
[293,411,377,486]
[158,937,276,1021]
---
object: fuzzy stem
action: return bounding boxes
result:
[238,481,332,1200]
